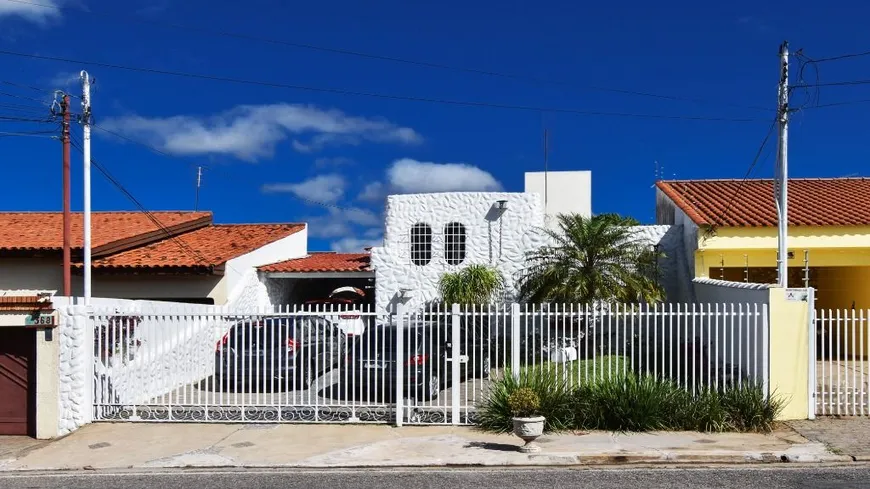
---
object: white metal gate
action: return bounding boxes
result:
[815,306,870,416]
[90,302,769,425]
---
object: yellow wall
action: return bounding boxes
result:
[694,225,870,272]
[767,287,811,420]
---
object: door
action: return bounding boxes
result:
[0,328,35,436]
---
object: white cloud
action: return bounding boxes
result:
[100,103,422,162]
[0,0,61,24]
[306,206,381,239]
[357,181,386,202]
[330,236,383,253]
[262,174,346,204]
[387,158,502,193]
[48,72,80,90]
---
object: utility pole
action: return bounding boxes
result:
[81,71,92,304]
[775,41,789,288]
[195,166,202,211]
[60,94,71,296]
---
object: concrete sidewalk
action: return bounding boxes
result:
[0,423,850,471]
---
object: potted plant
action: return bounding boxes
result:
[508,387,545,453]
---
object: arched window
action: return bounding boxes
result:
[410,223,432,266]
[444,222,467,265]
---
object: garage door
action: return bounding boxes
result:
[0,328,35,436]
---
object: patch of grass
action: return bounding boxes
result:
[491,356,630,386]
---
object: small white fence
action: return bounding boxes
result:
[88,303,769,425]
[816,309,870,416]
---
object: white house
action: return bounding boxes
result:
[369,171,594,314]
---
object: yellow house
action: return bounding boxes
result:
[655,178,870,311]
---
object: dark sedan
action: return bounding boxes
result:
[347,321,486,401]
[213,315,343,392]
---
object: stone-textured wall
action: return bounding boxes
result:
[56,301,91,436]
[371,192,546,315]
[56,298,223,436]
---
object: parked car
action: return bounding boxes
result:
[346,321,487,401]
[304,286,369,337]
[213,315,344,392]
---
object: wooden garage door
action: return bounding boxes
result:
[0,328,35,436]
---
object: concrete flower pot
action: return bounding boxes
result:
[512,416,545,453]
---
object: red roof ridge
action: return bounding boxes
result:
[660,177,870,183]
[208,222,306,227]
[657,178,870,227]
[0,210,210,213]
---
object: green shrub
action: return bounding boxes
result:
[573,374,688,432]
[507,388,541,418]
[721,382,785,433]
[478,369,783,434]
[568,375,783,433]
[476,368,573,434]
[679,387,725,432]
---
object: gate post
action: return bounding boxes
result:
[395,304,404,427]
[451,304,461,425]
[807,287,817,420]
[768,286,812,420]
[511,303,521,381]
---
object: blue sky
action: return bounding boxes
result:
[1,0,869,252]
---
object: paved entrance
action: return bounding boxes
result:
[0,328,35,436]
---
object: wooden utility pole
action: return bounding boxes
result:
[61,94,71,296]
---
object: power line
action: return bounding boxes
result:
[68,133,213,268]
[805,98,870,109]
[706,118,778,231]
[791,79,870,88]
[0,89,49,105]
[795,49,870,63]
[0,49,767,123]
[0,0,771,112]
[0,129,58,138]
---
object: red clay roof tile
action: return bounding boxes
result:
[656,178,870,227]
[260,252,371,273]
[0,211,212,252]
[85,224,305,270]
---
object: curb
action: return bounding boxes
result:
[2,452,856,472]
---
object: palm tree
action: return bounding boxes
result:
[517,213,664,304]
[438,264,505,305]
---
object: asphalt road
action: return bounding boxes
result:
[1,466,870,489]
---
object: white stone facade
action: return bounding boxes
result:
[371,192,547,315]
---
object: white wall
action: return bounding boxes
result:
[693,277,772,306]
[224,226,308,298]
[656,188,700,280]
[54,296,223,436]
[371,192,546,315]
[524,171,592,230]
[691,278,771,385]
[0,258,63,291]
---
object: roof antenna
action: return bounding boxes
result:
[195,166,202,211]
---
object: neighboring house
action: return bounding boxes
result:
[258,252,375,306]
[656,178,870,310]
[0,211,308,306]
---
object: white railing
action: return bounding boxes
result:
[816,309,870,416]
[89,302,769,425]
